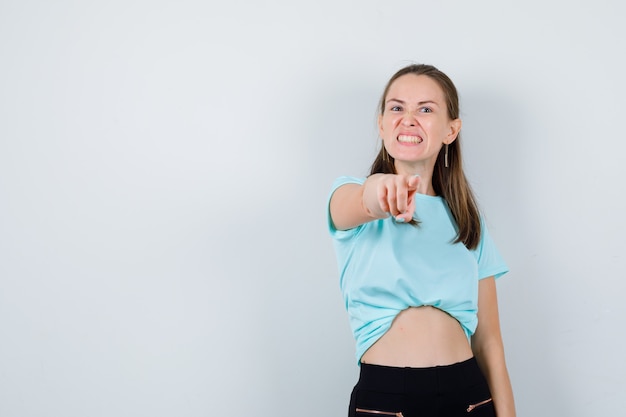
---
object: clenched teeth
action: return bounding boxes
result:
[397,135,423,144]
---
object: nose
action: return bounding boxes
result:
[402,110,417,126]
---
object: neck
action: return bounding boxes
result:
[395,162,436,196]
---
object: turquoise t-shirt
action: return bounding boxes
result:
[327,176,509,364]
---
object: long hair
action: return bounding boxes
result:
[370,64,481,249]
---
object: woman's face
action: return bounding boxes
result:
[378,73,461,175]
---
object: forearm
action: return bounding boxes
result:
[361,174,388,218]
[330,173,420,230]
[329,175,388,231]
[473,342,516,417]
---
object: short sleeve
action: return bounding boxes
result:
[473,218,509,280]
[326,176,366,240]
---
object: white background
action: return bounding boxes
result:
[1,1,625,416]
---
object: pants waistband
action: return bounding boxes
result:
[357,357,485,395]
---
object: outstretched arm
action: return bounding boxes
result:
[472,277,516,417]
[329,173,421,230]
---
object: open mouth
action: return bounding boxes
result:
[397,134,423,144]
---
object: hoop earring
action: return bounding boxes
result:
[444,144,449,168]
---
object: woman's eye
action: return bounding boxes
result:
[420,107,432,113]
[390,105,402,112]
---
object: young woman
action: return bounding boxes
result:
[327,64,516,417]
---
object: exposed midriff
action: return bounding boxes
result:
[360,306,473,368]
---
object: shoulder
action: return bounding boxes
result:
[330,176,365,193]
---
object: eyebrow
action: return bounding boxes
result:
[385,98,439,107]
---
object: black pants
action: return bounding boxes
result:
[348,358,495,417]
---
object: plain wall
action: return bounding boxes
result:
[1,1,625,416]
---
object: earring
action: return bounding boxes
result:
[444,144,449,168]
[383,146,391,164]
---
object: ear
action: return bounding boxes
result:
[377,114,384,137]
[445,118,462,144]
